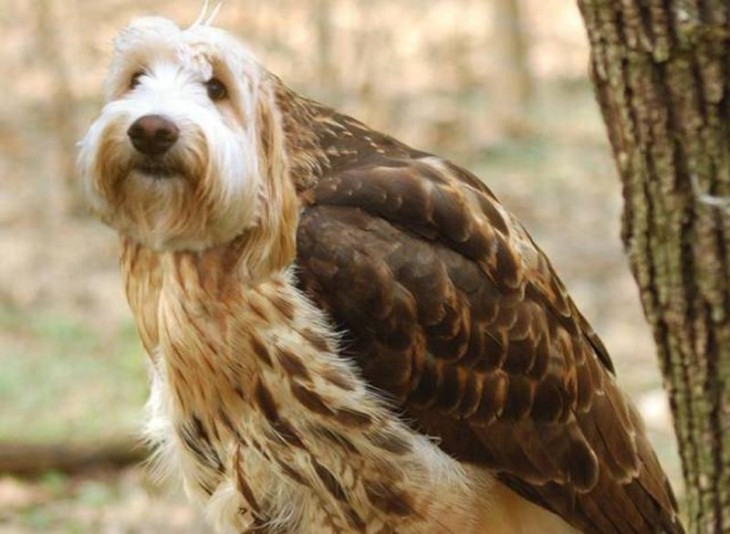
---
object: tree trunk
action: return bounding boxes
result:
[32,0,85,216]
[577,2,730,532]
[491,0,532,133]
[312,0,336,104]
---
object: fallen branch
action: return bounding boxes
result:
[0,439,148,477]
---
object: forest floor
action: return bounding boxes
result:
[0,76,683,532]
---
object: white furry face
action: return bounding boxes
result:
[78,17,267,251]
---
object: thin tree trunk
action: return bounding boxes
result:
[33,0,85,216]
[313,0,336,104]
[491,0,532,132]
[577,2,730,532]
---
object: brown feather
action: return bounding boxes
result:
[294,120,683,532]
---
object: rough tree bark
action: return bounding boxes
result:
[577,2,730,532]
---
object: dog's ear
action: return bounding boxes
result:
[241,83,298,276]
[255,87,286,185]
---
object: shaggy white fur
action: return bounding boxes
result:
[77,16,266,251]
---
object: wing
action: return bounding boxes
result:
[295,149,682,533]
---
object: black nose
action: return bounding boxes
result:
[127,114,179,156]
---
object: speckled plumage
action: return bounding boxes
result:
[79,14,684,534]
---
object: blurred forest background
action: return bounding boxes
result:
[0,0,683,532]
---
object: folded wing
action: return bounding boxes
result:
[295,152,682,533]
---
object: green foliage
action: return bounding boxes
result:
[0,307,147,443]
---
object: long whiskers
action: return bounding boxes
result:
[206,2,223,26]
[190,0,224,29]
[190,0,210,29]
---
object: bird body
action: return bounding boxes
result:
[78,14,684,534]
[125,242,569,533]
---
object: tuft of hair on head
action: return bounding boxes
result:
[190,0,224,29]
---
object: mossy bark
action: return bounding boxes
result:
[577,2,730,532]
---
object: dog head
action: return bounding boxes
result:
[78,16,293,254]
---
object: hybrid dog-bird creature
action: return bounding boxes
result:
[78,13,684,534]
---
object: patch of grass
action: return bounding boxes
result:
[0,307,148,443]
[75,480,118,508]
[19,507,57,531]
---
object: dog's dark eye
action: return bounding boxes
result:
[130,71,144,89]
[205,78,227,101]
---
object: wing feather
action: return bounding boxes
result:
[295,151,682,533]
